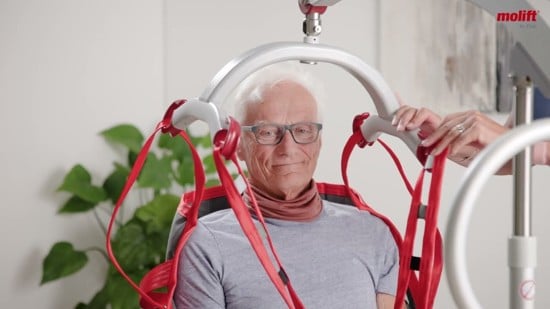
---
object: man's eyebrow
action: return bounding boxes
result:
[252,120,276,125]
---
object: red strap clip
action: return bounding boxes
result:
[160,99,186,136]
[416,143,434,169]
[352,112,373,148]
[213,116,241,160]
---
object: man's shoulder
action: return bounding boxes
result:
[322,200,374,218]
[322,200,392,230]
[196,208,241,232]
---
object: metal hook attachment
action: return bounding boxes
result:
[298,0,328,46]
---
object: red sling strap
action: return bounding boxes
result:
[342,112,448,309]
[211,127,305,309]
[397,152,447,309]
[106,100,207,309]
[124,109,304,308]
[110,104,448,309]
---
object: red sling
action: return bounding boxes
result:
[107,102,448,309]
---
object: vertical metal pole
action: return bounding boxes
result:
[513,76,533,236]
[509,75,537,309]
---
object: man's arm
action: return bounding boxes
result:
[174,223,225,308]
[377,293,409,309]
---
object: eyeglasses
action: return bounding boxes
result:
[241,122,323,145]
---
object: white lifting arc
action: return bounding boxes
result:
[446,118,550,308]
[172,41,420,155]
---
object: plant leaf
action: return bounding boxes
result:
[137,153,172,190]
[41,242,88,284]
[74,285,109,309]
[174,153,194,186]
[158,133,191,161]
[128,150,138,167]
[58,196,96,213]
[100,124,144,153]
[57,165,107,203]
[110,223,153,271]
[105,269,143,309]
[135,194,179,234]
[202,153,217,174]
[190,134,213,148]
[206,177,221,187]
[103,163,130,203]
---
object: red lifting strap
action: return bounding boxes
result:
[211,127,305,309]
[344,112,448,309]
[395,151,447,309]
[109,105,448,309]
[106,99,207,309]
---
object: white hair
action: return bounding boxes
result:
[230,62,325,123]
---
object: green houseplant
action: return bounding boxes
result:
[41,123,221,308]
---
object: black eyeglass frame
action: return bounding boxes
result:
[241,122,323,145]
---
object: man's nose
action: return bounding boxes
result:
[278,129,295,147]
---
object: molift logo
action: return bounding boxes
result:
[496,9,538,22]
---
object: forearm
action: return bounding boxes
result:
[450,141,549,175]
[533,141,550,166]
[376,293,404,309]
[494,141,548,175]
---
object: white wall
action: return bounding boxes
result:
[0,1,164,307]
[1,0,549,308]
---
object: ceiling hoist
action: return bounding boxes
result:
[105,1,448,308]
[104,0,550,308]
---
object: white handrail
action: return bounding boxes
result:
[446,118,550,308]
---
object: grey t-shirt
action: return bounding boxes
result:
[174,200,399,309]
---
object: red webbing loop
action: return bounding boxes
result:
[377,139,414,195]
[106,121,167,309]
[344,113,413,198]
[211,123,305,309]
[395,169,425,306]
[342,113,448,309]
[351,112,373,148]
[418,149,447,308]
[158,129,206,309]
[341,129,421,307]
[160,99,186,136]
[114,103,446,309]
[395,149,448,308]
[106,99,207,309]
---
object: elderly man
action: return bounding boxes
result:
[174,63,399,308]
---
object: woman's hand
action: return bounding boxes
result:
[393,106,509,169]
[419,110,509,156]
[393,103,550,173]
[392,105,442,139]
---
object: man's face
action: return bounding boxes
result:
[237,81,322,200]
